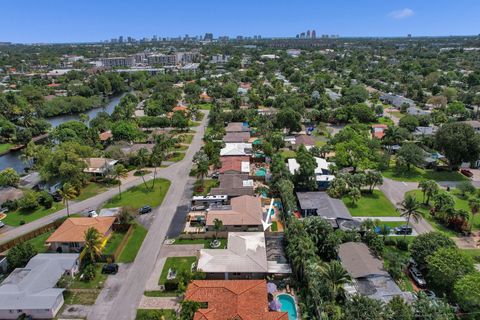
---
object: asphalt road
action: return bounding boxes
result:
[89,112,208,320]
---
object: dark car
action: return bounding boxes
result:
[409,265,426,287]
[102,263,119,274]
[52,192,62,202]
[138,205,152,214]
[394,225,413,235]
[460,169,474,178]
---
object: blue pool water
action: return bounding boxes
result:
[278,294,297,320]
[256,168,267,176]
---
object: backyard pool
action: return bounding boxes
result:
[278,294,297,320]
[255,168,267,176]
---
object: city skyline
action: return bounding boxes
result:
[1,0,479,43]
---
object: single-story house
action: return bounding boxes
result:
[219,156,250,174]
[223,131,251,143]
[83,158,118,175]
[46,217,116,253]
[220,143,253,157]
[292,134,316,149]
[207,195,263,232]
[199,92,212,102]
[225,122,250,133]
[380,93,415,109]
[413,126,437,136]
[296,192,359,230]
[197,232,291,279]
[372,124,388,139]
[462,120,480,132]
[185,280,288,320]
[0,253,79,319]
[98,130,113,142]
[211,174,254,198]
[120,143,155,155]
[0,187,24,207]
[339,242,413,303]
[288,157,335,189]
[406,106,431,116]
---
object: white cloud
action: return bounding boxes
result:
[388,8,415,19]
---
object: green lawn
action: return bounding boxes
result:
[406,189,480,235]
[197,103,212,110]
[342,190,399,217]
[76,182,108,201]
[280,150,296,159]
[377,117,394,126]
[2,202,65,226]
[193,179,219,196]
[63,289,99,305]
[158,256,196,285]
[26,231,52,253]
[168,152,185,162]
[58,264,108,290]
[376,221,405,228]
[136,309,177,320]
[102,231,127,255]
[383,166,467,182]
[178,134,194,144]
[189,121,201,127]
[144,290,179,297]
[103,178,170,209]
[117,223,148,263]
[271,221,278,232]
[172,238,227,248]
[0,143,13,154]
[460,249,480,263]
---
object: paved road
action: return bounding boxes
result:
[89,112,209,320]
[380,178,434,234]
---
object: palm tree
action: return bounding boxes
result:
[212,218,223,240]
[418,180,439,205]
[383,125,405,146]
[58,183,76,217]
[196,160,209,188]
[83,227,102,264]
[136,147,150,188]
[348,187,361,205]
[150,145,166,190]
[113,164,128,199]
[468,198,480,232]
[319,261,351,302]
[397,194,422,239]
[20,141,37,169]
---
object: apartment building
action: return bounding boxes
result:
[100,56,135,67]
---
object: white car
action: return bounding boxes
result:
[87,210,98,218]
[0,221,5,228]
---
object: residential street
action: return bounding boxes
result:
[88,111,208,320]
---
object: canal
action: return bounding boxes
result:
[0,95,123,173]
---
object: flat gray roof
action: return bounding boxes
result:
[296,191,352,220]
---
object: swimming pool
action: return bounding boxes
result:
[255,168,267,176]
[277,294,297,320]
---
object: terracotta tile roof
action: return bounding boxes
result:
[185,280,288,320]
[173,105,188,112]
[372,124,388,139]
[294,135,316,146]
[46,217,116,243]
[98,130,113,141]
[219,156,250,174]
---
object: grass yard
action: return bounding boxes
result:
[280,149,296,159]
[26,231,52,253]
[189,121,201,127]
[342,190,399,217]
[0,143,13,154]
[76,182,108,201]
[158,256,197,285]
[193,179,219,196]
[144,290,179,297]
[117,223,148,263]
[2,202,65,226]
[376,221,406,228]
[167,152,185,162]
[197,103,212,110]
[63,289,99,305]
[103,178,170,209]
[58,264,108,290]
[136,309,177,320]
[271,221,278,232]
[102,231,127,255]
[406,189,480,235]
[172,238,227,248]
[383,166,467,182]
[178,134,194,144]
[460,249,480,263]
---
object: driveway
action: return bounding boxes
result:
[89,112,209,320]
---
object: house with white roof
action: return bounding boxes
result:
[0,253,79,319]
[197,232,291,280]
[220,143,252,157]
[288,157,335,189]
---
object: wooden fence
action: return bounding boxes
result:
[99,224,133,262]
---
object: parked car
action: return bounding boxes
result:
[460,169,473,178]
[409,265,426,287]
[394,225,413,235]
[139,205,152,214]
[420,289,436,299]
[52,192,62,202]
[0,221,4,228]
[87,210,98,218]
[0,207,8,214]
[102,263,119,274]
[191,205,207,211]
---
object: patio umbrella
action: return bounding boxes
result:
[269,299,282,311]
[267,282,277,293]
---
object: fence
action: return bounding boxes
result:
[99,224,133,262]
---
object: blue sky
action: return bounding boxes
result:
[1,0,479,43]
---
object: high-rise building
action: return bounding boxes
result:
[311,30,316,39]
[119,36,124,43]
[204,33,213,41]
[306,30,311,38]
[300,32,305,38]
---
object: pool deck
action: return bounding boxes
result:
[273,289,300,320]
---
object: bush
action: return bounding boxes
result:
[384,237,397,246]
[19,220,25,225]
[82,264,96,282]
[6,242,37,271]
[2,199,18,211]
[38,191,53,209]
[164,279,179,291]
[18,191,39,210]
[410,232,456,269]
[396,238,409,251]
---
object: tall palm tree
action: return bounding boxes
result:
[150,145,166,190]
[397,194,422,239]
[212,218,223,240]
[319,261,351,302]
[113,164,128,199]
[383,125,405,146]
[418,180,439,205]
[20,141,37,169]
[136,147,150,188]
[58,183,76,217]
[196,160,209,187]
[468,198,480,232]
[83,227,102,264]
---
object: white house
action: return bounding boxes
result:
[220,143,253,157]
[288,157,335,188]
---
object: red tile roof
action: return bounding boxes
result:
[219,156,250,174]
[185,280,289,320]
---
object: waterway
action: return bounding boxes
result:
[0,95,123,173]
